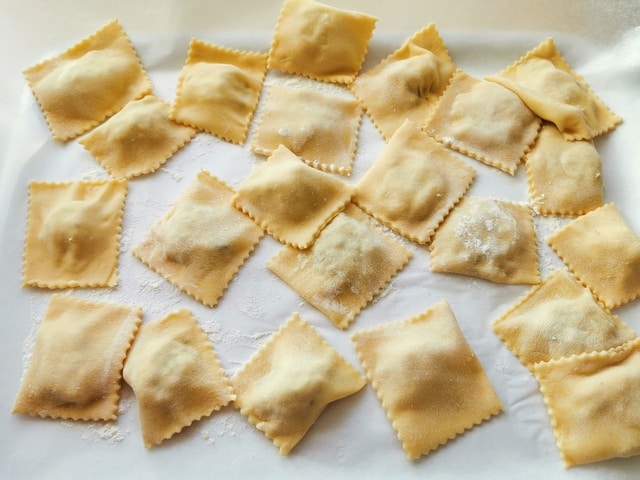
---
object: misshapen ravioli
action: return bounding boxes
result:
[268,0,377,83]
[80,95,196,179]
[123,309,235,447]
[354,120,475,244]
[170,39,267,144]
[351,300,504,460]
[486,38,621,141]
[351,24,455,141]
[424,70,541,175]
[133,171,264,308]
[23,19,152,141]
[493,269,635,369]
[232,145,353,249]
[232,313,366,455]
[533,339,640,467]
[23,179,127,289]
[12,295,142,421]
[268,204,412,329]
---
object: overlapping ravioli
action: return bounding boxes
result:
[232,313,366,455]
[533,338,640,467]
[268,0,377,83]
[354,120,475,244]
[232,145,353,248]
[123,309,235,447]
[12,294,142,421]
[526,124,603,216]
[170,39,267,144]
[133,171,264,307]
[23,179,127,289]
[23,19,152,141]
[424,70,541,174]
[547,203,640,309]
[80,95,196,179]
[268,204,412,329]
[351,24,455,140]
[251,83,362,175]
[493,269,635,369]
[486,38,621,140]
[351,300,504,459]
[429,196,540,285]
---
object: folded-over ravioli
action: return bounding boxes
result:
[251,83,362,175]
[268,0,377,83]
[232,313,366,455]
[232,145,353,248]
[12,294,142,421]
[23,179,127,289]
[351,300,504,459]
[23,19,152,141]
[170,39,267,144]
[526,124,603,216]
[429,196,540,285]
[351,24,455,141]
[133,171,264,307]
[424,70,541,175]
[533,338,640,467]
[486,38,621,140]
[547,203,640,309]
[354,120,475,244]
[493,269,635,369]
[268,204,412,329]
[80,95,196,179]
[123,309,235,447]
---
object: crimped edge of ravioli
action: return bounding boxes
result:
[170,38,268,144]
[486,38,622,141]
[132,172,264,307]
[22,179,128,289]
[79,95,197,179]
[532,338,640,467]
[351,301,504,459]
[350,23,454,142]
[425,70,542,175]
[23,19,153,142]
[267,0,377,84]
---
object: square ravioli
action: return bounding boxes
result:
[268,0,377,83]
[133,171,264,307]
[232,312,366,455]
[170,39,267,144]
[250,83,362,175]
[23,179,127,289]
[429,196,540,285]
[23,19,152,141]
[123,309,235,447]
[424,70,541,175]
[486,38,621,141]
[547,203,640,309]
[79,95,196,179]
[526,124,603,216]
[493,269,635,369]
[351,300,504,459]
[232,145,353,248]
[268,204,412,329]
[354,120,475,244]
[12,294,142,421]
[533,339,640,467]
[351,24,455,141]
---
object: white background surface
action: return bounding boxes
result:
[1,1,640,479]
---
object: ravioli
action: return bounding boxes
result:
[12,294,142,421]
[232,313,366,455]
[23,19,152,141]
[351,300,504,459]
